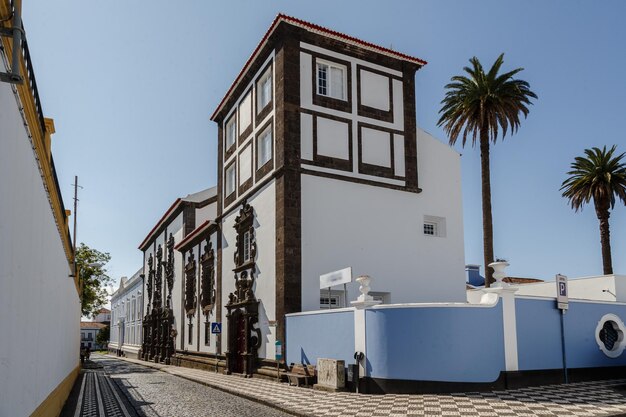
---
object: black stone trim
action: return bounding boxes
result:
[224,113,237,160]
[255,118,274,182]
[224,159,237,207]
[359,365,626,394]
[255,61,274,125]
[238,142,253,195]
[356,64,396,123]
[238,87,254,144]
[311,112,353,172]
[357,122,400,179]
[310,52,352,113]
[301,168,418,194]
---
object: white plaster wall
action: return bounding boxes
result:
[360,69,390,111]
[110,276,143,352]
[221,181,276,358]
[196,201,217,227]
[514,275,620,301]
[300,129,466,310]
[0,81,79,417]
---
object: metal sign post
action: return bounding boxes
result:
[211,323,222,373]
[556,274,569,383]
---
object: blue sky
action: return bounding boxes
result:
[22,0,625,285]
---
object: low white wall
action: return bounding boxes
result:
[0,79,79,416]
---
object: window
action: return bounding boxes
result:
[256,67,272,112]
[423,215,446,238]
[132,298,136,321]
[243,231,251,263]
[225,116,236,149]
[320,295,340,309]
[424,222,437,236]
[225,163,236,196]
[257,127,272,168]
[317,61,346,100]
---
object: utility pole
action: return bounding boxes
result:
[72,176,82,255]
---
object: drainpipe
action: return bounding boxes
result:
[0,0,23,84]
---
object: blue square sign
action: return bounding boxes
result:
[211,322,222,334]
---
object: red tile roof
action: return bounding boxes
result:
[210,13,427,120]
[80,322,107,329]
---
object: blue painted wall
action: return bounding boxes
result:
[365,302,504,382]
[515,298,563,370]
[516,298,626,370]
[286,310,355,365]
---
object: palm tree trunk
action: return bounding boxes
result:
[480,131,495,287]
[595,203,613,275]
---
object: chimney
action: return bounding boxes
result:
[466,264,485,287]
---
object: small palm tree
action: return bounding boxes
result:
[438,54,537,286]
[561,146,626,275]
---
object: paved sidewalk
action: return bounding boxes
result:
[60,359,139,417]
[112,354,626,416]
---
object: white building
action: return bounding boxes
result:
[139,14,466,376]
[0,2,79,416]
[94,307,111,323]
[513,274,626,302]
[80,322,107,350]
[109,269,143,358]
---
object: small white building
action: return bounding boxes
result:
[94,307,111,324]
[514,274,626,302]
[80,322,107,350]
[109,269,144,358]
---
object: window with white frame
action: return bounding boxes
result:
[132,298,136,321]
[225,115,236,150]
[257,126,272,168]
[423,215,446,238]
[225,163,236,196]
[256,67,272,112]
[317,61,346,100]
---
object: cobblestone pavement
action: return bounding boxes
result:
[93,354,291,417]
[110,354,626,417]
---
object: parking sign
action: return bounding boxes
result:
[556,274,568,310]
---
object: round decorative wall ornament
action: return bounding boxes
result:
[595,314,626,358]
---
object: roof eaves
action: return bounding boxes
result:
[210,13,427,121]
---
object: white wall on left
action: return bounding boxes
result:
[0,81,79,417]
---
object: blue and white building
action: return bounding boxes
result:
[110,269,143,358]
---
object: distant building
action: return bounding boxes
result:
[0,3,79,416]
[109,269,143,358]
[94,307,111,324]
[80,322,107,350]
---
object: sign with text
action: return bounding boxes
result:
[556,274,568,310]
[320,267,352,289]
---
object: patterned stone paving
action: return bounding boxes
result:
[111,354,626,417]
[70,369,135,417]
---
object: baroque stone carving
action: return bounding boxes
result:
[165,234,175,307]
[200,240,215,315]
[184,251,197,316]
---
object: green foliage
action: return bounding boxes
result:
[76,243,112,317]
[561,145,626,212]
[96,325,110,347]
[437,53,537,147]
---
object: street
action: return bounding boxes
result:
[61,354,292,417]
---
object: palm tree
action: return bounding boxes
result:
[438,54,536,287]
[561,146,626,275]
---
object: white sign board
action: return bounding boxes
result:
[556,274,568,310]
[320,267,352,289]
